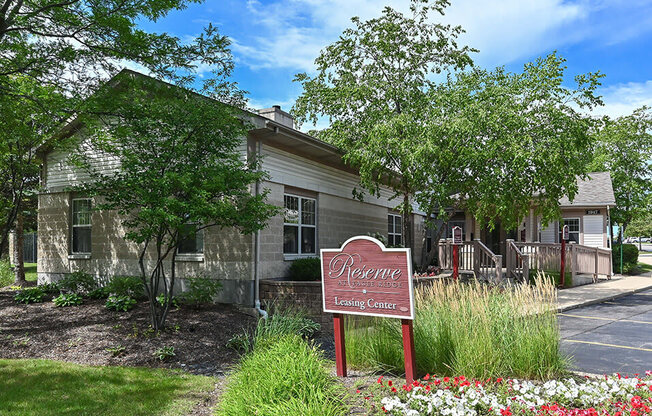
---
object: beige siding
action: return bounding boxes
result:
[38,191,254,304]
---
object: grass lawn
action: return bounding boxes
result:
[24,262,37,281]
[0,359,215,416]
[634,261,652,274]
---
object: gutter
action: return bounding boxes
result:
[253,137,267,320]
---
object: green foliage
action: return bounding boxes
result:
[53,293,83,307]
[76,72,278,331]
[254,310,321,350]
[14,287,46,304]
[153,346,176,361]
[626,211,652,238]
[105,345,127,358]
[178,277,222,307]
[157,294,180,309]
[218,335,348,416]
[345,279,564,380]
[528,270,573,288]
[589,107,652,231]
[612,244,640,274]
[0,359,214,416]
[88,287,111,300]
[106,276,144,299]
[0,260,12,288]
[58,271,97,294]
[39,282,60,295]
[225,332,252,354]
[288,257,321,281]
[105,295,137,312]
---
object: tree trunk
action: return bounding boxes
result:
[402,192,412,251]
[13,212,26,286]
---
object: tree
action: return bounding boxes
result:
[626,211,652,240]
[293,0,475,251]
[0,76,66,259]
[76,72,278,330]
[0,0,230,263]
[589,107,652,237]
[416,53,603,267]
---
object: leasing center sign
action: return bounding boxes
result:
[321,236,414,320]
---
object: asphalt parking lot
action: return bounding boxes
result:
[560,289,652,375]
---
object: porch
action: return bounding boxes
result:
[438,239,613,285]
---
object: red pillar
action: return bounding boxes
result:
[333,313,347,377]
[401,319,416,385]
[560,238,566,287]
[452,244,459,280]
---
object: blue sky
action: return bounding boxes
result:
[137,0,652,131]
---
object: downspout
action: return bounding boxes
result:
[254,138,267,319]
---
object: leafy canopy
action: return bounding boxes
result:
[588,106,652,230]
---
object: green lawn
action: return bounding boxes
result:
[0,359,215,416]
[24,262,37,281]
[634,261,652,274]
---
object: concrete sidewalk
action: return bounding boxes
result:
[557,272,652,312]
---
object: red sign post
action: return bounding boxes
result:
[452,226,462,280]
[321,236,416,383]
[561,225,569,287]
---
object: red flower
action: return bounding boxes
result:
[500,407,512,416]
[388,380,393,387]
[424,374,430,381]
[443,377,450,383]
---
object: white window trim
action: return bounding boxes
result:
[71,198,92,255]
[388,213,402,246]
[283,193,317,259]
[562,217,581,243]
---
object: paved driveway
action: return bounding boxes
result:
[559,289,652,375]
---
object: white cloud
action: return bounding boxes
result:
[228,0,596,72]
[593,80,652,118]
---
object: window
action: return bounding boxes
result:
[71,199,92,254]
[178,224,204,254]
[388,214,402,246]
[283,195,316,255]
[561,218,580,243]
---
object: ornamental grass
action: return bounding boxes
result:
[345,275,565,380]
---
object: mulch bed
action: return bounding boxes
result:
[0,288,256,376]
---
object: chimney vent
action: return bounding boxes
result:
[257,105,295,129]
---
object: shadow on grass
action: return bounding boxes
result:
[0,359,213,416]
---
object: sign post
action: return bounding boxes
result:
[561,225,569,287]
[452,226,462,280]
[321,236,415,384]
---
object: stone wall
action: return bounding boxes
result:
[259,279,332,331]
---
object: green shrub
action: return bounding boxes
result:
[53,293,83,307]
[88,286,111,300]
[345,278,565,380]
[0,260,13,288]
[58,271,97,294]
[156,294,180,309]
[255,312,321,347]
[152,346,176,361]
[218,335,348,416]
[612,243,639,274]
[105,295,137,312]
[528,269,572,288]
[14,287,46,304]
[178,277,221,307]
[288,257,321,281]
[106,276,144,299]
[39,282,60,295]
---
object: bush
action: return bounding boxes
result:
[58,271,97,294]
[53,293,83,307]
[345,277,564,380]
[178,277,221,307]
[218,335,348,416]
[152,346,176,361]
[105,295,137,312]
[14,287,46,304]
[612,243,639,274]
[88,286,111,300]
[106,276,144,299]
[288,257,321,281]
[0,260,13,288]
[156,294,180,309]
[39,282,60,295]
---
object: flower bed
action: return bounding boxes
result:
[368,373,652,416]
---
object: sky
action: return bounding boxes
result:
[137,0,652,131]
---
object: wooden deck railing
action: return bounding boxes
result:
[506,239,529,282]
[513,242,612,281]
[438,239,502,282]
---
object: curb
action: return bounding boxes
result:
[557,283,652,313]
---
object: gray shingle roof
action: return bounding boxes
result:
[559,172,616,207]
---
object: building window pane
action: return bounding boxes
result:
[71,199,92,254]
[178,224,204,254]
[301,227,316,254]
[388,214,402,247]
[284,225,299,254]
[562,219,580,243]
[284,194,317,255]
